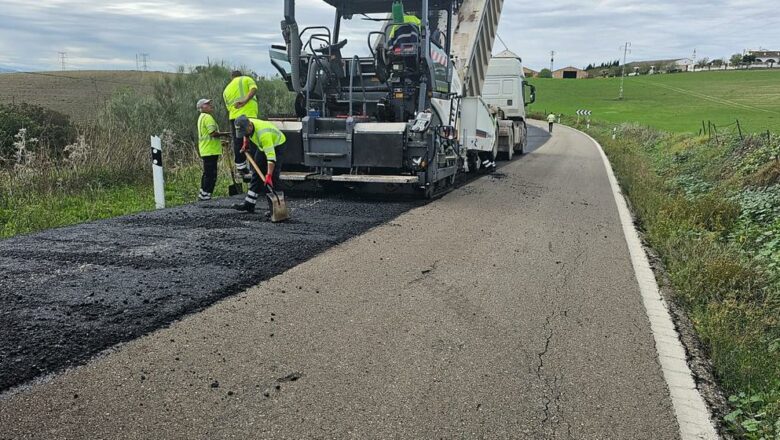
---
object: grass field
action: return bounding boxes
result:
[0,71,165,124]
[528,70,780,134]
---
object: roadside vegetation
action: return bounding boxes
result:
[0,64,295,238]
[574,118,780,438]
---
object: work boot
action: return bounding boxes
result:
[198,190,212,201]
[231,201,255,213]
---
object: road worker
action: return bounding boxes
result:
[223,70,259,182]
[389,1,421,39]
[231,115,285,217]
[547,113,557,133]
[195,98,226,201]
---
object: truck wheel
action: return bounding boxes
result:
[505,129,514,161]
[514,122,527,155]
[467,152,480,173]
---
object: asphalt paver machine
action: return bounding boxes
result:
[271,0,503,197]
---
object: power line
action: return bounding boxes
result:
[618,42,631,100]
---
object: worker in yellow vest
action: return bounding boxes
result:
[547,113,557,133]
[195,98,226,201]
[232,115,286,217]
[223,70,259,181]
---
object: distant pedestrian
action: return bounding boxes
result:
[547,113,556,133]
[231,115,285,218]
[223,70,259,182]
[196,98,225,201]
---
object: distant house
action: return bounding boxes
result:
[747,50,780,64]
[673,58,694,72]
[552,66,588,79]
[523,67,538,77]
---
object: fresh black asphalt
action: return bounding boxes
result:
[0,194,419,392]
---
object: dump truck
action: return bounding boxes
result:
[483,50,536,160]
[270,0,509,197]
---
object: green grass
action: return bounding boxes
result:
[0,163,239,238]
[529,70,780,134]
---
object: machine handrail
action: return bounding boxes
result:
[348,55,368,116]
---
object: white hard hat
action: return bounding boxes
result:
[196,98,212,110]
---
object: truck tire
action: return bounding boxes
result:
[514,121,528,155]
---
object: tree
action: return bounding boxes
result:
[742,54,757,64]
[538,68,552,78]
[729,53,743,68]
[710,58,724,69]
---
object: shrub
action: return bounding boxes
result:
[0,103,77,165]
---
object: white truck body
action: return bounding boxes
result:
[481,50,535,158]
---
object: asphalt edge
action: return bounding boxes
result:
[569,125,720,440]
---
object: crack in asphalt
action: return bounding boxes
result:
[535,233,587,438]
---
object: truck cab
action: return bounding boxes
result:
[481,50,536,158]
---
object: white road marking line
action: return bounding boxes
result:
[569,125,719,440]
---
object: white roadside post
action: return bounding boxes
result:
[150,136,165,209]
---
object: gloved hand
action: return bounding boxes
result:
[264,173,273,187]
[240,137,249,153]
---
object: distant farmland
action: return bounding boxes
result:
[0,70,165,124]
[528,70,780,134]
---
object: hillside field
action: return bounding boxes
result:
[0,70,165,124]
[528,70,780,134]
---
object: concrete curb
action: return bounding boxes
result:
[568,125,720,440]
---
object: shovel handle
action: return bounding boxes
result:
[244,152,280,200]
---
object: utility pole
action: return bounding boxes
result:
[58,51,67,71]
[550,50,555,73]
[618,42,631,100]
[135,54,139,71]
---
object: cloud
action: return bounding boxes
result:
[0,0,777,73]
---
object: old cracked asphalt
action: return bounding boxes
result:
[0,122,681,439]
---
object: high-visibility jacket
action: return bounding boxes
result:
[390,15,422,38]
[197,113,222,157]
[247,119,286,162]
[223,76,259,120]
[547,114,556,123]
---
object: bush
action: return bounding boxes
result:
[538,68,552,78]
[0,103,77,165]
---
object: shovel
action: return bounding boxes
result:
[245,153,290,223]
[221,139,244,196]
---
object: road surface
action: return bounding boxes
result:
[1,123,707,438]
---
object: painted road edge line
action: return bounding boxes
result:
[574,126,719,440]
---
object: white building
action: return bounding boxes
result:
[747,50,779,65]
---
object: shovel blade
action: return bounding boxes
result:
[267,191,290,223]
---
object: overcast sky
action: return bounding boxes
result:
[0,0,777,73]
